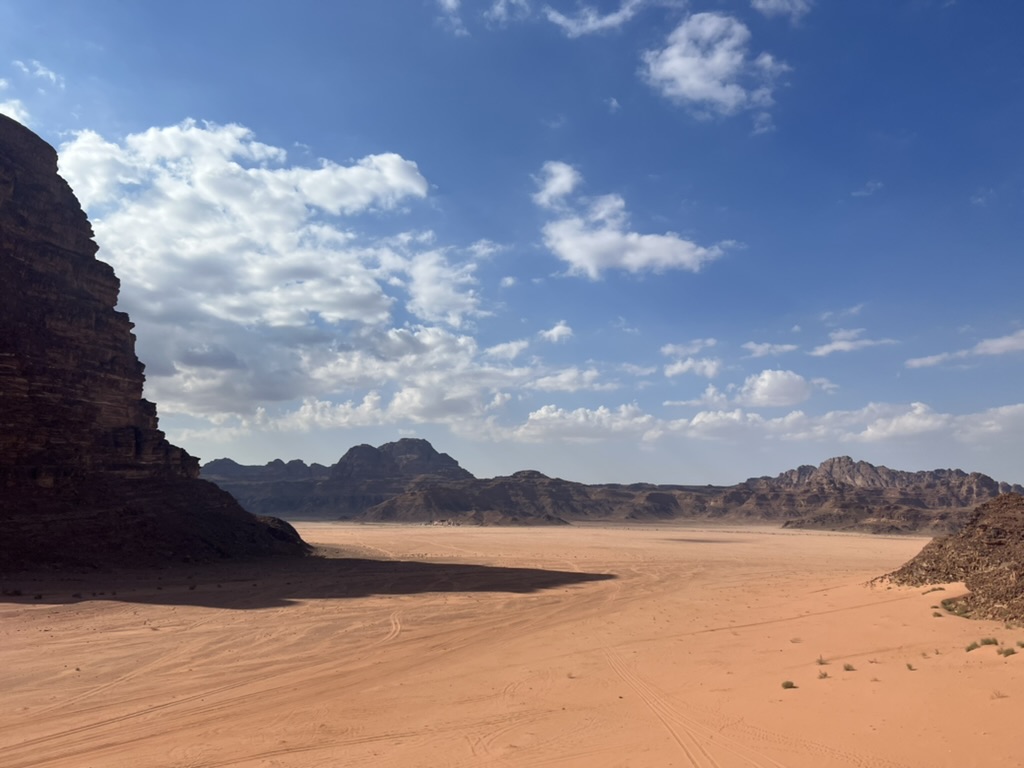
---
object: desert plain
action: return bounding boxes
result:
[2,523,1022,768]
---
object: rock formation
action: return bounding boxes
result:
[0,114,307,569]
[203,438,473,519]
[884,494,1024,621]
[202,444,1021,532]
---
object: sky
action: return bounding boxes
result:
[2,0,1024,485]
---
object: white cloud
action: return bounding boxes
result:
[436,0,469,34]
[530,367,613,392]
[906,328,1024,368]
[664,357,722,378]
[499,276,517,288]
[665,384,729,408]
[0,99,29,123]
[751,0,813,21]
[13,59,64,88]
[852,180,884,197]
[484,339,530,359]
[513,403,654,442]
[405,250,484,327]
[53,120,523,424]
[536,164,726,278]
[736,369,811,407]
[486,0,531,23]
[532,160,582,208]
[544,0,645,38]
[539,320,574,343]
[820,303,864,322]
[642,13,789,118]
[742,341,798,357]
[662,338,717,357]
[810,328,897,356]
[606,96,621,113]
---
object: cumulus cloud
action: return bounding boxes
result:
[810,328,897,356]
[539,320,574,343]
[642,13,789,119]
[535,162,726,278]
[53,120,525,425]
[0,98,29,123]
[484,339,530,359]
[513,403,655,442]
[736,369,811,407]
[742,341,798,357]
[906,328,1024,368]
[664,357,722,378]
[530,367,614,392]
[751,0,813,21]
[544,0,645,37]
[532,160,582,208]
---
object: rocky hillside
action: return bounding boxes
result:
[884,494,1024,621]
[0,114,308,569]
[202,443,1021,532]
[203,438,473,520]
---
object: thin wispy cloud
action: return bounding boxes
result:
[906,329,1024,368]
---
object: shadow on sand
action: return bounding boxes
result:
[667,537,752,544]
[0,552,617,610]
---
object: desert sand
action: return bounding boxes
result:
[2,524,1022,768]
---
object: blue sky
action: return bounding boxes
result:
[3,0,1024,484]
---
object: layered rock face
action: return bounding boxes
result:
[885,494,1024,621]
[203,442,1020,532]
[203,438,473,519]
[0,115,307,568]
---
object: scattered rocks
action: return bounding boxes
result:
[885,494,1024,621]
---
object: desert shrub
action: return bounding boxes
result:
[966,641,980,652]
[818,670,829,679]
[781,680,797,689]
[816,655,828,665]
[980,637,999,646]
[998,647,1017,657]
[843,663,856,671]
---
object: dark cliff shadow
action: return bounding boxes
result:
[0,553,616,609]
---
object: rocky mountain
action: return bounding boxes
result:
[884,493,1024,621]
[202,438,473,520]
[202,443,1022,533]
[0,114,307,570]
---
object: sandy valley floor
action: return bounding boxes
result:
[2,524,1023,768]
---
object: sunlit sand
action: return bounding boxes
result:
[2,524,1021,767]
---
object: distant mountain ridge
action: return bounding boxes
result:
[201,441,1022,533]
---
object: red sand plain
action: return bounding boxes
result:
[2,523,1022,768]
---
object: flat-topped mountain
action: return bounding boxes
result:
[0,114,307,569]
[201,443,1022,533]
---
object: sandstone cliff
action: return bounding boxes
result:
[0,114,307,569]
[203,438,473,519]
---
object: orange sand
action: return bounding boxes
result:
[2,524,1022,768]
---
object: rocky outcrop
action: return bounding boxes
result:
[202,445,1018,532]
[202,438,473,519]
[0,114,307,569]
[884,494,1024,621]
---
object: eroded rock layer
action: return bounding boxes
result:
[0,114,307,568]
